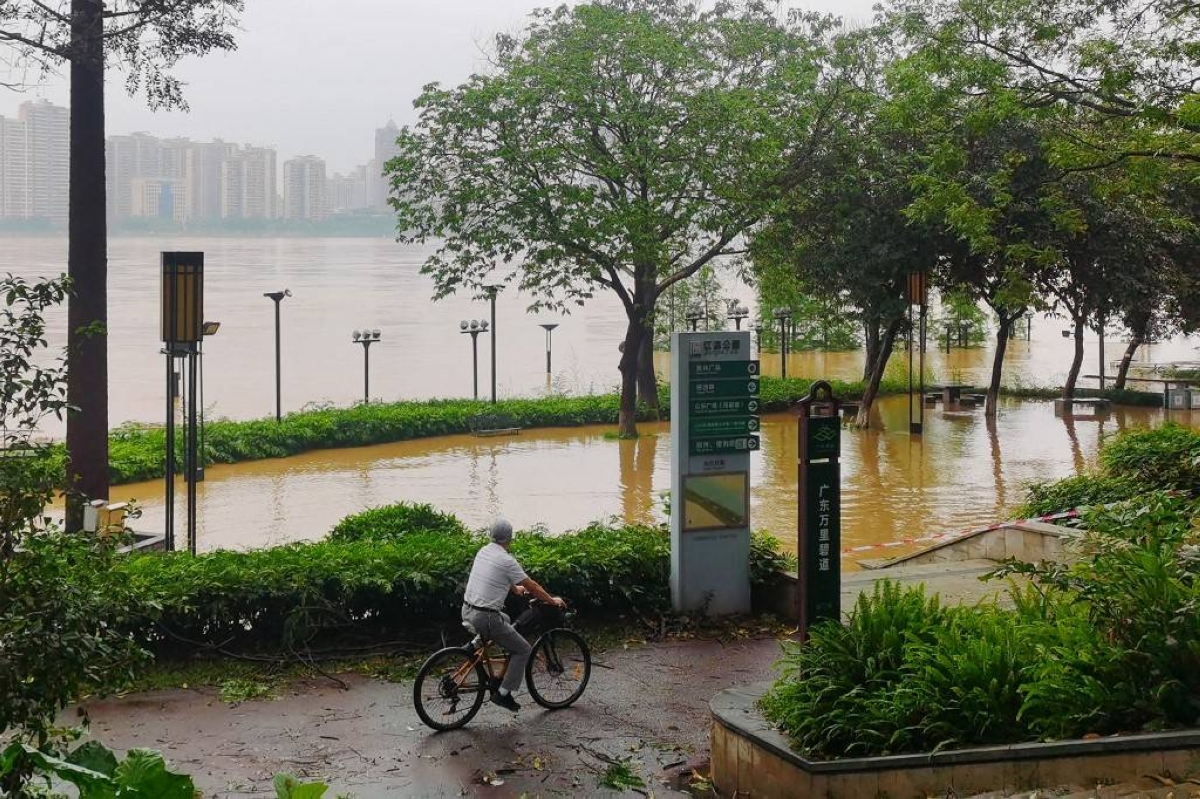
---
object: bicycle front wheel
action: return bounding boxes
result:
[525,629,591,709]
[413,647,487,731]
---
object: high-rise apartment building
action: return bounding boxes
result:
[327,164,368,213]
[222,146,276,219]
[0,100,68,223]
[370,120,400,210]
[283,155,327,221]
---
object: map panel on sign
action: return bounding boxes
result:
[682,472,748,531]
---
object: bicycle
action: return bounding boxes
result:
[412,600,592,731]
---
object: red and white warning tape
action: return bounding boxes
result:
[840,509,1082,555]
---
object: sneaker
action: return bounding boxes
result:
[491,691,520,713]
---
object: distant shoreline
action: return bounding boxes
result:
[0,218,399,238]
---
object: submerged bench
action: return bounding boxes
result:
[1054,396,1111,419]
[468,414,522,437]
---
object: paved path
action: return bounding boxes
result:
[80,637,783,798]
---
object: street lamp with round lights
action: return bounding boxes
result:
[460,319,489,400]
[727,299,749,330]
[351,328,381,404]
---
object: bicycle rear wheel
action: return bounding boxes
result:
[525,629,591,709]
[413,647,487,731]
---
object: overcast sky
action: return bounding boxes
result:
[7,0,876,174]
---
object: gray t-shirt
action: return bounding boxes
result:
[463,543,529,611]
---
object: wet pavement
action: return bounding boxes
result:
[80,637,783,798]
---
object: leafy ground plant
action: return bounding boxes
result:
[219,679,277,705]
[598,759,646,791]
[0,740,195,799]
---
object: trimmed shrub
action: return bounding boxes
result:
[118,509,790,655]
[1020,474,1146,517]
[1099,423,1200,492]
[329,502,468,542]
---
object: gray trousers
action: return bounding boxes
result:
[462,604,532,694]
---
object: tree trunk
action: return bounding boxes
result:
[618,314,645,438]
[1063,314,1085,400]
[862,316,881,383]
[986,312,1014,418]
[855,316,902,428]
[65,0,109,530]
[637,316,659,414]
[1114,332,1144,391]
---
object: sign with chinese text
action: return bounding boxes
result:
[670,332,756,615]
[796,380,842,641]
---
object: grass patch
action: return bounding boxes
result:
[218,678,277,705]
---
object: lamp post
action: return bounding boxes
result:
[944,324,954,353]
[263,289,291,422]
[484,283,501,403]
[460,319,489,400]
[773,307,793,380]
[539,323,559,377]
[686,302,703,332]
[197,321,220,483]
[352,328,381,404]
[727,299,749,331]
[755,325,764,353]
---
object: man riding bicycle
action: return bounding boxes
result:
[462,518,566,712]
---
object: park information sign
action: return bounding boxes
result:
[670,331,757,614]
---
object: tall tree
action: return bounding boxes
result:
[387,0,849,436]
[752,27,942,427]
[1,0,242,527]
[886,0,1200,166]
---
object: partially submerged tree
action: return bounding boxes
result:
[387,0,848,436]
[1,0,242,526]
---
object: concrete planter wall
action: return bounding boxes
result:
[711,683,1200,798]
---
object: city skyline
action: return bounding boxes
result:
[0,98,398,224]
[0,0,873,175]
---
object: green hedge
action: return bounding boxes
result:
[1020,423,1200,516]
[117,504,792,655]
[97,376,909,486]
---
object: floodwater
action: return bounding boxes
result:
[105,395,1197,561]
[5,236,1197,437]
[11,236,1200,559]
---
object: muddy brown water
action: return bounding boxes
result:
[100,395,1196,562]
[11,236,1199,559]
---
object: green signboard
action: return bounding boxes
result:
[689,379,759,399]
[689,416,760,437]
[801,459,840,626]
[804,416,840,460]
[688,360,759,379]
[689,435,760,456]
[691,398,760,417]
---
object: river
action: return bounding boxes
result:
[10,236,1199,558]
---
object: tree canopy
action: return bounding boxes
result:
[388,0,852,435]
